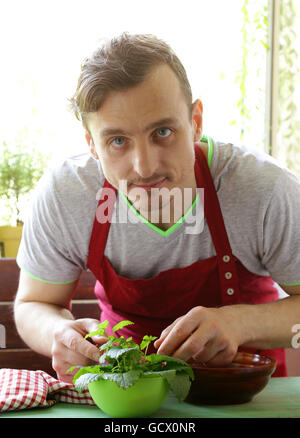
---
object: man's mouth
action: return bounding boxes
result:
[131,178,166,191]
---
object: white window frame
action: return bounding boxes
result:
[265,0,280,157]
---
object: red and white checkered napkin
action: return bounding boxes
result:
[0,368,95,412]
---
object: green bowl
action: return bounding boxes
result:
[88,375,169,417]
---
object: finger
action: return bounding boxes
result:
[86,325,109,347]
[53,345,96,382]
[191,339,226,364]
[170,328,214,362]
[80,318,107,337]
[73,318,109,358]
[63,330,101,362]
[85,323,109,347]
[153,320,179,349]
[157,316,199,356]
[90,335,109,346]
[205,346,237,367]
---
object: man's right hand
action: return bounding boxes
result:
[52,318,108,383]
[14,271,108,383]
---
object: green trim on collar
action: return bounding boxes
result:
[118,135,213,237]
[119,190,200,237]
[201,134,214,168]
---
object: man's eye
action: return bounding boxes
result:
[156,128,172,138]
[111,137,126,148]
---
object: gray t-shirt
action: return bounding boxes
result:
[16,138,300,286]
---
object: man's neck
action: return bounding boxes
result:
[149,142,207,231]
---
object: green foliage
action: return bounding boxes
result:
[84,320,109,339]
[0,141,49,225]
[278,0,300,178]
[140,335,157,356]
[69,320,194,402]
[112,320,134,333]
[233,0,270,143]
[233,0,300,176]
[74,370,143,391]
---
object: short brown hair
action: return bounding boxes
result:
[69,32,193,131]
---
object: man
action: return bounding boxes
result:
[14,33,300,383]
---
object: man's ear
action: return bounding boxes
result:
[191,99,203,143]
[85,131,99,160]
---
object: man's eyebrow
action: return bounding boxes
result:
[145,117,179,131]
[99,117,179,138]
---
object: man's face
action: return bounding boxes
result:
[86,64,202,216]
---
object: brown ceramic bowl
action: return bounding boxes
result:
[185,352,276,405]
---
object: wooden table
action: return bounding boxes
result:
[1,377,300,418]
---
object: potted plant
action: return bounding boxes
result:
[69,320,194,418]
[0,141,49,257]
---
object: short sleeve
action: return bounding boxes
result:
[16,168,83,284]
[261,168,300,285]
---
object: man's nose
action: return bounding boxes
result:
[132,141,159,179]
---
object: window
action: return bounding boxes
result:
[0,1,269,157]
[0,0,299,225]
[270,0,300,178]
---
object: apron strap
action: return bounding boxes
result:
[195,144,241,304]
[87,179,116,273]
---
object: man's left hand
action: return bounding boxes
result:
[154,305,248,366]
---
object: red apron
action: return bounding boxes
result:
[87,144,287,377]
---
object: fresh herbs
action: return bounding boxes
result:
[68,320,194,402]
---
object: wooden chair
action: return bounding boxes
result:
[0,258,99,377]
